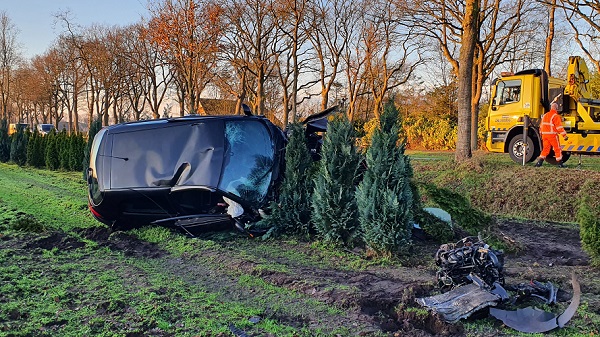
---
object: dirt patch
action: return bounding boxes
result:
[25,232,85,251]
[76,227,167,259]
[496,219,589,267]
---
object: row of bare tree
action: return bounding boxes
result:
[0,0,598,160]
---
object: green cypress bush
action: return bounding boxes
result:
[10,128,28,166]
[356,101,414,256]
[58,129,70,170]
[69,133,85,171]
[259,123,315,238]
[311,113,362,247]
[0,119,9,162]
[33,132,47,168]
[578,197,600,266]
[45,130,60,170]
[26,128,39,167]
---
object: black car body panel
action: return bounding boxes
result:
[87,115,286,228]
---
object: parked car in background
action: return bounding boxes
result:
[37,124,55,135]
[8,123,28,136]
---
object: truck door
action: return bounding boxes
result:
[489,79,522,136]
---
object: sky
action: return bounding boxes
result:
[0,0,149,58]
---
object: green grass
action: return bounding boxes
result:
[2,155,600,336]
[0,162,375,336]
[409,150,600,223]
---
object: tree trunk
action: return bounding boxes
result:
[544,0,556,76]
[455,0,479,162]
[470,47,483,151]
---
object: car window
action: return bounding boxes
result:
[218,120,274,207]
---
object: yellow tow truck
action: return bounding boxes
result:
[485,56,600,165]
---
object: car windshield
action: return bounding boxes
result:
[218,120,274,207]
[41,125,53,132]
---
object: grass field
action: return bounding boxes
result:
[1,151,600,336]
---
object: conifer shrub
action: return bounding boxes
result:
[58,129,70,170]
[258,123,315,238]
[26,128,39,167]
[69,133,85,171]
[45,130,60,170]
[578,196,600,266]
[10,128,28,166]
[33,132,47,168]
[356,101,414,256]
[0,119,10,162]
[311,113,362,247]
[422,184,490,235]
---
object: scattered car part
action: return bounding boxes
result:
[507,279,558,305]
[228,323,249,337]
[435,236,504,292]
[490,307,560,333]
[416,282,501,323]
[557,273,581,327]
[423,207,452,225]
[490,273,579,333]
[421,236,581,333]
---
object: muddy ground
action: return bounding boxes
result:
[8,217,599,336]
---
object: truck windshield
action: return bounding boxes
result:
[494,80,521,106]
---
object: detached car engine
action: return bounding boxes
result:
[435,236,505,292]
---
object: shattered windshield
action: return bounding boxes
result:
[218,120,274,207]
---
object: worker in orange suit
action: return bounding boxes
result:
[535,97,568,168]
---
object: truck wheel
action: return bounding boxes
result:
[545,151,571,165]
[508,135,536,164]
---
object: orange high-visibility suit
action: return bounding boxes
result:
[539,107,567,161]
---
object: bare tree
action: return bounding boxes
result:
[133,23,173,119]
[0,11,21,121]
[361,0,424,120]
[544,0,557,75]
[341,0,368,122]
[148,0,224,115]
[305,0,352,111]
[221,0,282,117]
[413,0,534,151]
[559,0,600,72]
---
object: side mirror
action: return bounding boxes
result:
[86,168,93,184]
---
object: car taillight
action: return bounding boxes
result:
[89,203,105,220]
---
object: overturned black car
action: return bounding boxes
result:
[87,110,332,233]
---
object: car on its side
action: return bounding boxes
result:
[87,114,287,232]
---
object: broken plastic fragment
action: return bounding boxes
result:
[416,283,500,323]
[223,196,244,218]
[490,307,558,333]
[490,273,580,333]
